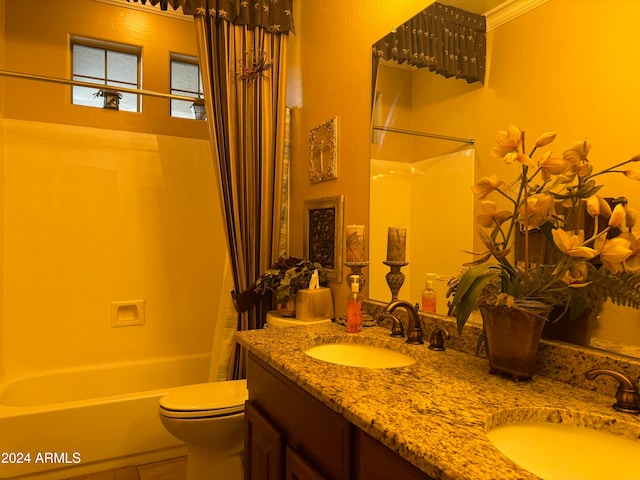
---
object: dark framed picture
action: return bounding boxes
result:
[303,195,344,282]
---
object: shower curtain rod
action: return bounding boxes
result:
[372,124,474,144]
[0,69,200,102]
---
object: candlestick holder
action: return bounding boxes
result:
[383,260,408,301]
[344,262,368,291]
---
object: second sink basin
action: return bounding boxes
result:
[304,342,415,368]
[488,419,640,479]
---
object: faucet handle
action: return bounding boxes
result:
[428,328,450,351]
[378,312,404,338]
[585,369,640,414]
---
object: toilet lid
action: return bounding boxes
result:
[159,380,247,418]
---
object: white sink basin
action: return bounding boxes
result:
[488,421,640,479]
[304,343,415,368]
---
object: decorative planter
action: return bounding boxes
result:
[542,305,598,347]
[480,305,549,382]
[98,89,122,110]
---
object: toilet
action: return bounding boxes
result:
[158,379,248,480]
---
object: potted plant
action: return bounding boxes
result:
[254,257,328,316]
[448,125,640,380]
[93,88,122,110]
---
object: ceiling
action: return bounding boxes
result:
[450,0,512,15]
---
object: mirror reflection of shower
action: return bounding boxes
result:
[370,148,475,313]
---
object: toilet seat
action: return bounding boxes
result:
[159,379,248,419]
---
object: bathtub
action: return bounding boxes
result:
[0,353,211,479]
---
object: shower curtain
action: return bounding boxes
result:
[127,0,294,379]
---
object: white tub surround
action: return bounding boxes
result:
[0,353,210,479]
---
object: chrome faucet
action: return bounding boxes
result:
[585,369,640,414]
[382,300,424,345]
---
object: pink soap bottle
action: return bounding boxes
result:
[347,276,363,333]
[421,274,437,313]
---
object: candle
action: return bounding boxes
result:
[386,227,406,262]
[345,225,366,262]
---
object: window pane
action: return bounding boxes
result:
[171,62,199,93]
[171,99,196,119]
[170,58,203,118]
[72,85,103,107]
[73,45,105,79]
[107,50,138,85]
[118,93,138,112]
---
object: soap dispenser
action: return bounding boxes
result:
[421,273,437,313]
[347,276,363,333]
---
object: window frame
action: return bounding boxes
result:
[169,53,204,119]
[70,36,142,112]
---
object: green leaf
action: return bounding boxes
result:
[451,264,500,333]
[456,275,498,333]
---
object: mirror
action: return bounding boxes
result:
[370,0,640,357]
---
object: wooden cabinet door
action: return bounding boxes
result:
[245,401,283,480]
[353,429,435,480]
[285,447,326,480]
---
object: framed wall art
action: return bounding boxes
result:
[309,116,338,183]
[303,195,344,282]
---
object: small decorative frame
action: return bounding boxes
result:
[309,117,338,183]
[303,195,344,282]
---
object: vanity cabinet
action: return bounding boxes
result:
[245,353,434,480]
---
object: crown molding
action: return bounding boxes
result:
[91,0,192,22]
[485,0,549,32]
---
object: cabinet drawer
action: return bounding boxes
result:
[248,354,351,480]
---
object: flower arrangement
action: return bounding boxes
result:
[254,257,328,307]
[449,125,640,333]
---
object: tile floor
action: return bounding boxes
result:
[63,456,187,480]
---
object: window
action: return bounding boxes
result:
[71,39,141,112]
[170,55,204,119]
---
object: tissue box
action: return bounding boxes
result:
[295,287,334,321]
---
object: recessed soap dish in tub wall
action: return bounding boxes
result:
[111,300,145,327]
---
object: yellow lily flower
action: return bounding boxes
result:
[534,131,557,148]
[624,169,640,181]
[491,125,522,158]
[623,234,640,273]
[561,262,590,286]
[539,151,569,180]
[477,201,512,228]
[520,193,554,227]
[626,207,637,230]
[471,175,506,198]
[516,152,537,169]
[609,203,626,227]
[552,228,598,259]
[561,148,591,181]
[586,195,612,218]
[571,139,592,157]
[595,235,633,274]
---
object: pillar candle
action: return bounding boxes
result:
[386,227,407,262]
[345,225,366,262]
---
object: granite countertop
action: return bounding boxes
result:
[236,323,640,480]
